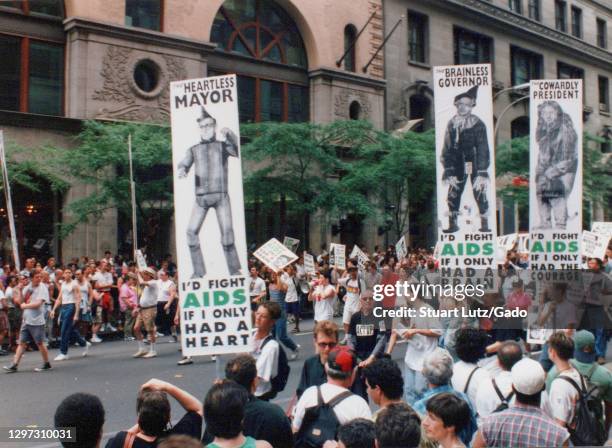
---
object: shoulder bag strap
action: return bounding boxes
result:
[464,366,480,394]
[327,390,354,408]
[558,375,585,395]
[122,432,136,448]
[491,378,504,401]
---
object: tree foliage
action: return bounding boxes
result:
[241,120,377,244]
[46,120,172,245]
[341,129,436,240]
[496,133,612,226]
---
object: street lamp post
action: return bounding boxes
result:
[493,82,531,234]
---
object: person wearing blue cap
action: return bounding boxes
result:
[545,329,612,433]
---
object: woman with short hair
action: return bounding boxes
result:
[422,393,471,448]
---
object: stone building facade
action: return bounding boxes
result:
[0,0,386,262]
[385,0,612,243]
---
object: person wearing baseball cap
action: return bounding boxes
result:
[133,267,160,359]
[292,346,372,436]
[473,357,570,447]
[545,330,612,432]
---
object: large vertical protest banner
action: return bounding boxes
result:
[529,80,582,270]
[433,64,497,290]
[330,243,346,270]
[170,75,251,357]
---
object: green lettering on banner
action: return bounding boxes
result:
[442,244,456,256]
[483,242,493,255]
[214,291,230,306]
[466,243,479,255]
[232,289,246,305]
[184,293,200,308]
[569,241,579,252]
[531,241,544,252]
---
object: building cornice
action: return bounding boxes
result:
[437,0,612,68]
[583,0,612,16]
[309,67,387,90]
[63,17,216,54]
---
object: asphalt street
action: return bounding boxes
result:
[2,317,610,448]
[0,317,384,448]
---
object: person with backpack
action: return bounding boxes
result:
[546,330,611,442]
[450,329,491,407]
[292,347,372,448]
[251,302,290,401]
[473,357,570,448]
[475,340,523,419]
[546,330,607,446]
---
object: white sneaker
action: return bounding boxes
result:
[290,345,301,361]
[54,353,69,361]
[91,335,102,343]
[107,324,117,332]
[143,351,157,359]
[82,341,91,357]
[101,323,108,332]
[156,332,164,337]
[132,349,147,358]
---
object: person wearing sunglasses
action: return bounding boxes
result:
[296,320,339,399]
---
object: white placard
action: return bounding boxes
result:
[170,74,251,357]
[135,249,147,270]
[283,236,300,253]
[433,64,497,291]
[529,80,582,270]
[592,222,612,237]
[254,238,298,272]
[303,252,316,275]
[330,243,346,270]
[581,230,609,260]
[395,236,407,260]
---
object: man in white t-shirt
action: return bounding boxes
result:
[292,346,372,436]
[386,294,442,405]
[248,267,266,312]
[3,272,52,373]
[156,270,177,338]
[309,274,336,323]
[546,331,581,429]
[133,268,159,359]
[337,267,365,344]
[92,260,116,339]
[282,265,301,333]
[451,328,491,406]
[475,340,523,419]
[252,301,281,399]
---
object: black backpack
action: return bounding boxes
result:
[261,335,290,399]
[491,378,514,413]
[558,373,606,446]
[296,387,353,448]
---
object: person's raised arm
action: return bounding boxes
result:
[140,379,203,416]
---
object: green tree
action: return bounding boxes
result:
[241,120,375,248]
[46,120,172,258]
[496,133,612,228]
[341,129,436,244]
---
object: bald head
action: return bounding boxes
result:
[498,341,523,371]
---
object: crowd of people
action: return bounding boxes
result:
[2,242,612,447]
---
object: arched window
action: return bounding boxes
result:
[210,0,309,123]
[409,94,431,132]
[344,25,357,72]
